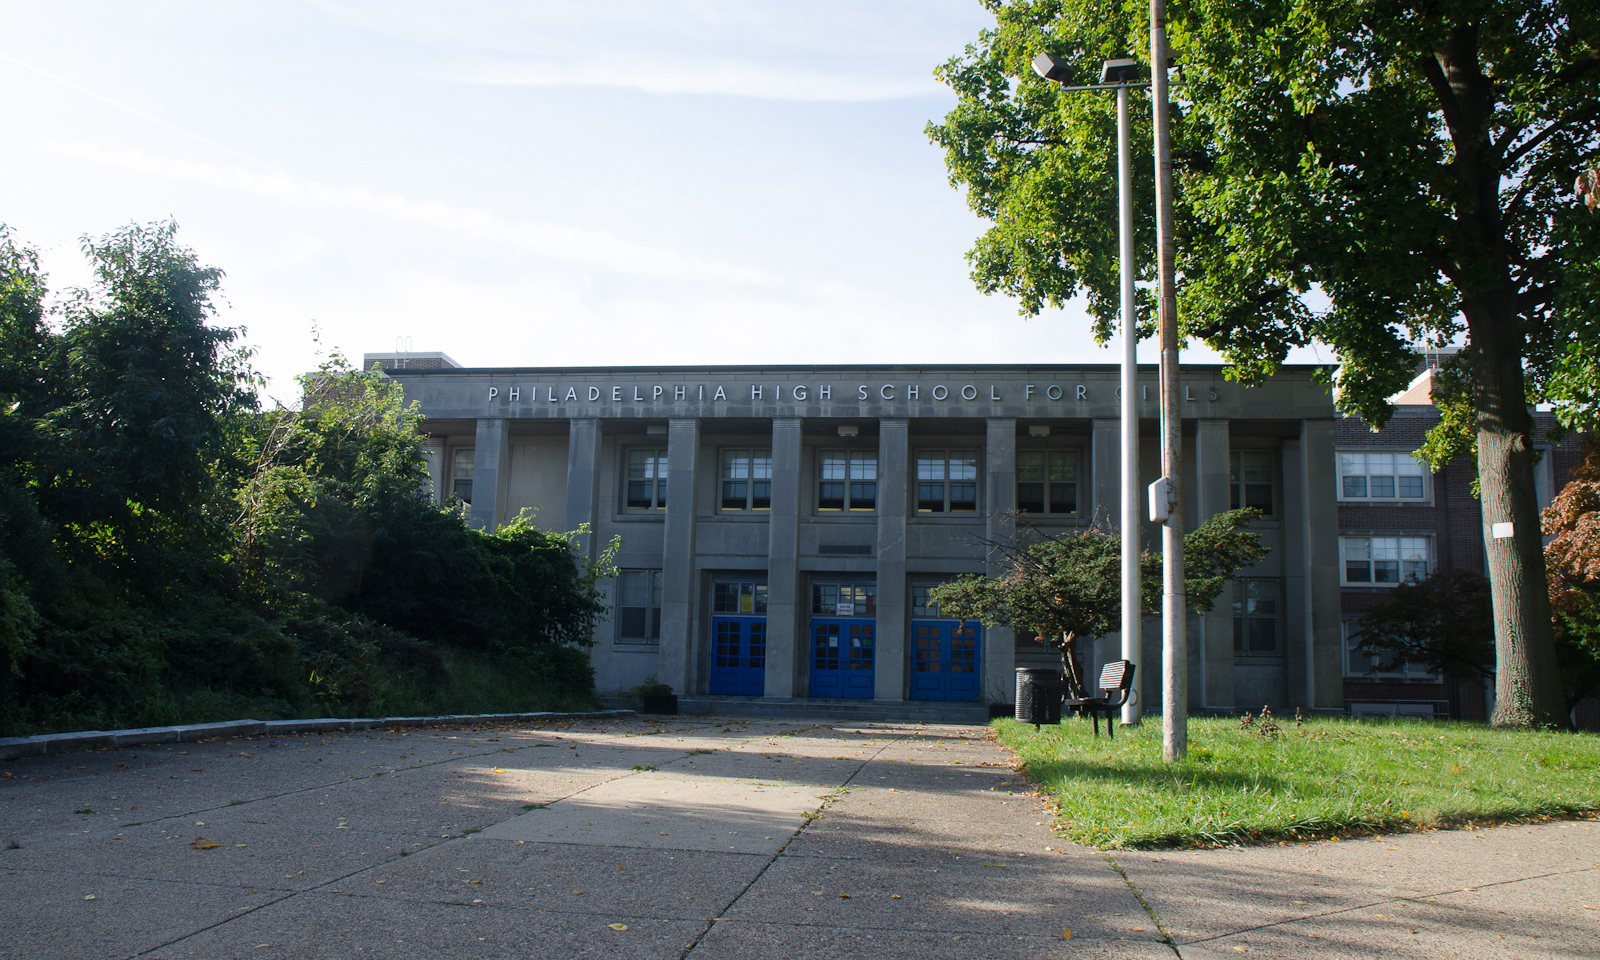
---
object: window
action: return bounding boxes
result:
[616,570,662,643]
[451,448,474,504]
[713,581,768,614]
[1017,450,1079,515]
[1342,536,1430,585]
[917,450,979,513]
[625,448,667,510]
[720,449,772,511]
[818,450,877,511]
[812,582,876,616]
[1232,578,1280,655]
[1339,452,1427,501]
[1343,622,1439,680]
[1230,450,1274,514]
[911,584,941,617]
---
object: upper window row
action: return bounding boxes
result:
[918,450,978,513]
[613,446,1283,519]
[1340,452,1428,501]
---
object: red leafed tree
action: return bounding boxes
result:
[1540,436,1600,713]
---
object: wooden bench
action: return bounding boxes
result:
[1062,660,1137,739]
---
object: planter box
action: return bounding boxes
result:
[640,694,678,715]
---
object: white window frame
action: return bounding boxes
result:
[451,447,474,505]
[719,448,772,512]
[1015,449,1082,517]
[916,449,981,514]
[615,569,662,644]
[623,447,668,511]
[1232,577,1283,656]
[1337,450,1430,503]
[817,449,878,512]
[1340,535,1432,586]
[1229,449,1277,516]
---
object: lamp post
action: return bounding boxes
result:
[1151,0,1186,760]
[1032,54,1143,725]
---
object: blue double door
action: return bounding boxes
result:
[809,618,876,699]
[909,620,982,701]
[708,616,766,696]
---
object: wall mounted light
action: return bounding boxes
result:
[1028,425,1051,437]
[838,425,859,437]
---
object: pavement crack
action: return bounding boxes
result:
[1176,861,1600,949]
[1104,851,1181,956]
[675,726,910,958]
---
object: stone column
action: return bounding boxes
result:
[421,438,445,504]
[765,418,803,698]
[1088,419,1122,675]
[875,418,909,702]
[469,418,510,531]
[657,418,701,695]
[563,418,603,558]
[1282,436,1308,710]
[1194,419,1234,710]
[1300,419,1343,710]
[983,419,1017,703]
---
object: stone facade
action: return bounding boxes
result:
[381,362,1347,715]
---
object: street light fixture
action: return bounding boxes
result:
[1031,54,1146,727]
[1032,44,1187,757]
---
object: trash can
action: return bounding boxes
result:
[1015,668,1063,728]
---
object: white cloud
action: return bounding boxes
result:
[42,139,765,284]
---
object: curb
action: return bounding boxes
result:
[0,710,635,761]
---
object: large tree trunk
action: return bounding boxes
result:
[1467,296,1565,727]
[1432,28,1566,727]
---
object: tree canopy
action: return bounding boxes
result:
[0,222,613,735]
[928,0,1597,725]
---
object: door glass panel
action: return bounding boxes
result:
[813,624,841,671]
[847,624,875,670]
[748,622,766,669]
[950,624,978,672]
[914,625,941,673]
[715,621,740,668]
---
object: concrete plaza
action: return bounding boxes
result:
[0,716,1593,959]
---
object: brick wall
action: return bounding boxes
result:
[1336,407,1591,724]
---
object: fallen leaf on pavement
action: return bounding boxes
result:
[1061,928,1072,939]
[607,923,629,931]
[190,838,222,850]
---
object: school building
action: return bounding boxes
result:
[370,354,1354,720]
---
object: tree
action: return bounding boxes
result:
[927,0,1598,726]
[1540,435,1600,711]
[928,509,1267,700]
[1353,568,1495,685]
[235,359,616,653]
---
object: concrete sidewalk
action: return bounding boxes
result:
[0,716,1593,959]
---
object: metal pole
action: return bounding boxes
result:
[1117,83,1142,727]
[1152,0,1186,760]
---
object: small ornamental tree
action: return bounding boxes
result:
[1354,568,1495,684]
[928,509,1267,700]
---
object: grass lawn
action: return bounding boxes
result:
[994,714,1600,850]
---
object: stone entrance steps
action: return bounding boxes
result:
[672,695,992,724]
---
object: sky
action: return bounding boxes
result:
[0,1,1329,404]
